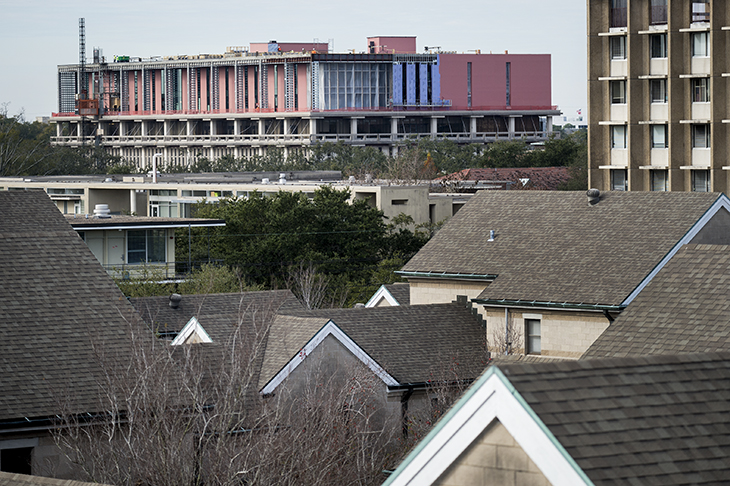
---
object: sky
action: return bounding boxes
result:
[0,0,587,122]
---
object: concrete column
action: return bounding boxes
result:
[391,117,399,137]
[164,120,170,137]
[130,189,137,215]
[546,116,553,135]
[508,117,516,139]
[283,118,290,135]
[186,120,192,136]
[258,119,265,136]
[141,121,148,137]
[234,119,241,136]
[310,118,317,136]
[210,120,216,136]
[430,117,438,136]
[470,117,477,138]
[56,123,62,138]
[351,118,358,138]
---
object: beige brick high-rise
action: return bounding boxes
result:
[588,0,730,193]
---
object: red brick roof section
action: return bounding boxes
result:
[436,167,572,191]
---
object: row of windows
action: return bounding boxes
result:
[609,32,708,61]
[609,78,710,104]
[611,124,709,149]
[610,168,711,192]
[610,0,709,28]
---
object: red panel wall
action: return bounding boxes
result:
[438,54,552,110]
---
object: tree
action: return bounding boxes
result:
[53,300,406,486]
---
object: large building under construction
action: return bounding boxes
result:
[51,35,558,169]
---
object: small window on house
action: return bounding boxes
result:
[692,124,710,148]
[391,199,408,205]
[127,230,166,264]
[1,447,33,475]
[611,169,628,191]
[692,78,710,102]
[610,80,626,104]
[651,124,667,148]
[650,79,667,103]
[610,36,626,60]
[650,34,667,58]
[691,170,710,192]
[650,170,668,191]
[612,125,627,149]
[692,32,709,57]
[525,319,541,355]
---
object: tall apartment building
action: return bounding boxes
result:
[588,0,730,193]
[50,36,558,170]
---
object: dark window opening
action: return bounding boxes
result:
[1,448,32,475]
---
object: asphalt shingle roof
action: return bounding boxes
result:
[384,283,410,305]
[500,353,730,485]
[402,191,723,305]
[259,303,488,390]
[0,472,113,486]
[583,244,730,359]
[436,167,572,190]
[0,191,145,422]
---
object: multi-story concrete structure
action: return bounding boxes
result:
[588,0,730,193]
[0,171,471,228]
[50,36,558,169]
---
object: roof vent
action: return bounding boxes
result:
[169,293,182,309]
[488,230,495,242]
[354,303,365,309]
[587,188,600,205]
[93,204,111,218]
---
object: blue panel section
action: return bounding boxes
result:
[420,64,429,105]
[433,56,442,105]
[392,64,403,105]
[406,64,416,105]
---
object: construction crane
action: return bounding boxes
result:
[77,18,99,146]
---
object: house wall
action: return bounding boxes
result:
[484,308,610,359]
[408,279,491,306]
[0,433,76,479]
[434,419,551,486]
[690,207,730,244]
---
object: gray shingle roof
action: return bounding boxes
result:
[0,192,146,422]
[583,244,730,359]
[500,353,730,485]
[384,283,410,305]
[402,191,723,305]
[260,303,488,389]
[131,290,304,341]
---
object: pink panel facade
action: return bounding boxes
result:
[438,54,552,111]
[367,36,416,54]
[297,63,309,111]
[154,70,163,113]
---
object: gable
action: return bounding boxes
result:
[384,368,590,486]
[434,420,551,486]
[171,316,213,345]
[690,206,730,244]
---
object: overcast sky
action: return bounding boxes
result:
[0,0,586,122]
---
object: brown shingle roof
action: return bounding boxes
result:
[403,191,723,305]
[436,167,572,190]
[0,472,113,486]
[384,283,410,305]
[501,353,730,485]
[260,303,488,389]
[0,192,146,423]
[583,244,730,359]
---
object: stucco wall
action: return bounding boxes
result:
[484,308,610,359]
[434,419,551,486]
[408,279,490,306]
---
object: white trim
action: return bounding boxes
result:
[260,320,399,394]
[365,285,400,308]
[384,370,591,486]
[70,223,225,231]
[522,313,542,320]
[0,438,39,449]
[171,316,213,345]
[622,195,730,306]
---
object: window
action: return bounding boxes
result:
[651,124,668,148]
[692,170,710,192]
[650,170,668,191]
[692,0,710,23]
[692,78,710,102]
[127,230,166,264]
[692,32,709,57]
[391,199,408,206]
[610,80,626,104]
[650,34,667,58]
[0,448,32,475]
[610,36,626,59]
[610,0,627,28]
[650,0,667,24]
[692,124,710,148]
[650,79,667,103]
[525,319,541,355]
[612,125,627,149]
[611,169,628,191]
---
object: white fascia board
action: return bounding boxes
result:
[622,194,730,306]
[260,320,399,395]
[171,316,213,346]
[384,368,592,486]
[365,285,400,308]
[72,222,225,231]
